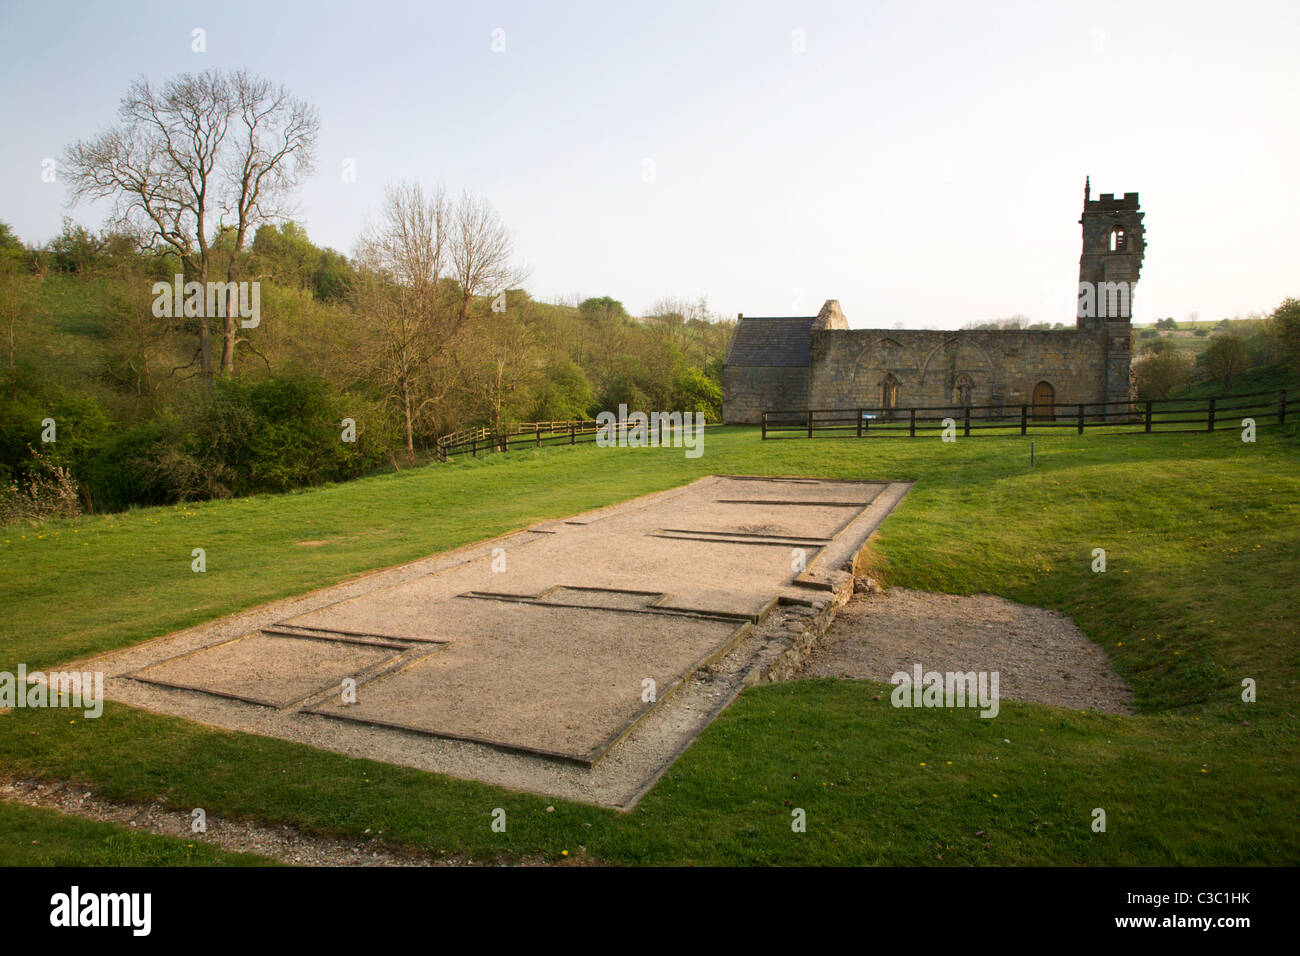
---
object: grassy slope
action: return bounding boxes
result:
[1,425,1297,864]
[1165,363,1300,401]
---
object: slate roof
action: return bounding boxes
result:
[724,316,815,367]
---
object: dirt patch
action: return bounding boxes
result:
[796,586,1133,714]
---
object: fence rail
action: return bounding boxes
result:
[435,418,703,461]
[435,418,593,452]
[761,389,1292,440]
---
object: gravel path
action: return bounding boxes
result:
[797,586,1134,714]
[0,777,557,866]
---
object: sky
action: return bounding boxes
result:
[0,0,1296,328]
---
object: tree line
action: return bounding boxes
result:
[0,69,731,522]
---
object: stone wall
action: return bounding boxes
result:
[721,300,1134,423]
[723,365,811,424]
[807,327,1117,413]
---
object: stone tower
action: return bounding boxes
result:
[1077,177,1146,329]
[1077,178,1145,408]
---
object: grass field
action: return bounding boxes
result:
[1,421,1297,865]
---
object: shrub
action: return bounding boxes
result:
[0,450,81,526]
[85,417,206,510]
[84,376,393,508]
[196,375,389,494]
[1135,349,1193,399]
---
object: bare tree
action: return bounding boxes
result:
[448,192,527,325]
[349,184,527,453]
[63,69,318,379]
[646,295,714,361]
[216,71,318,373]
[352,182,452,454]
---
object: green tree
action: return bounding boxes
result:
[0,221,26,269]
[578,296,629,326]
[672,366,723,420]
[1135,348,1191,399]
[1272,298,1300,374]
[1201,333,1249,390]
[530,361,594,421]
[46,218,101,273]
[251,222,319,291]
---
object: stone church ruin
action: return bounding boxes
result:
[723,180,1146,423]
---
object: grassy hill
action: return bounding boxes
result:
[1165,363,1300,401]
[2,424,1297,865]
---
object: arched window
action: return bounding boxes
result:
[954,374,973,407]
[881,374,899,411]
[1110,226,1126,252]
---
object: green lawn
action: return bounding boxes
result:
[1,423,1297,865]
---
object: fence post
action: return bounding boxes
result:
[807,409,813,439]
[1280,389,1288,426]
[856,410,863,438]
[963,406,970,437]
[762,413,768,440]
[1020,405,1027,435]
[909,408,916,438]
[1208,397,1216,432]
[471,439,477,457]
[1145,400,1153,433]
[1077,404,1084,435]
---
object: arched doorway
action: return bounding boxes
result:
[1031,381,1055,420]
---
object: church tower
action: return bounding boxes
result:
[1077,177,1146,329]
[1077,178,1146,407]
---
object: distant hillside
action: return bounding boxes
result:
[1133,305,1293,400]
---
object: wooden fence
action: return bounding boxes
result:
[435,418,702,461]
[761,389,1292,440]
[435,419,592,451]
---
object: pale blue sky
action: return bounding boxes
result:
[1,0,1296,327]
